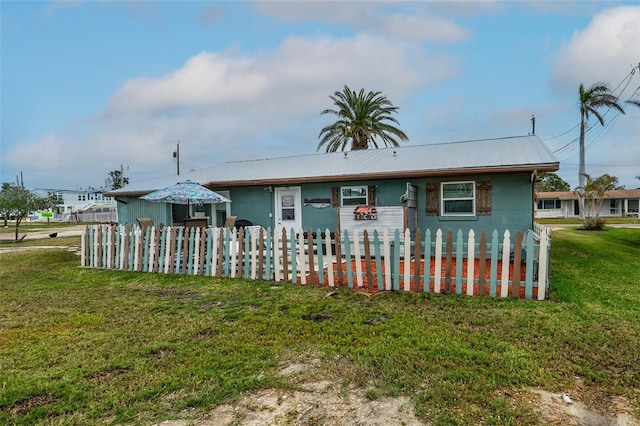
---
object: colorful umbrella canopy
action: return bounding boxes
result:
[140,180,231,205]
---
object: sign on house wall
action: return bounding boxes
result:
[340,206,405,234]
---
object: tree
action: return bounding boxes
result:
[317,85,409,152]
[0,183,13,227]
[0,185,50,240]
[535,172,570,192]
[577,82,625,219]
[105,169,129,190]
[581,173,623,230]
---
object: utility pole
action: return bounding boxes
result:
[173,141,180,176]
[530,115,536,135]
[120,164,124,188]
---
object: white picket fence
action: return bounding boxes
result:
[81,224,551,300]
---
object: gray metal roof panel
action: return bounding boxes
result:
[108,135,558,195]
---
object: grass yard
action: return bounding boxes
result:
[0,228,638,425]
[536,217,640,225]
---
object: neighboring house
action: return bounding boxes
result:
[106,135,559,236]
[535,189,640,219]
[32,188,117,222]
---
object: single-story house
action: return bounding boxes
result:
[105,135,559,236]
[535,189,640,219]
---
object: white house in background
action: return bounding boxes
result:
[535,189,640,219]
[32,188,117,223]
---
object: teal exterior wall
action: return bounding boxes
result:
[422,172,534,236]
[218,186,274,228]
[116,197,172,227]
[119,172,534,235]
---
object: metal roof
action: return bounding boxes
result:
[537,189,640,200]
[107,135,559,196]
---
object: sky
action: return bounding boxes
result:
[1,0,639,191]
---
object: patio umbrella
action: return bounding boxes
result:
[140,180,231,215]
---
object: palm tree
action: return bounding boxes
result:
[577,82,625,219]
[582,173,622,229]
[317,85,409,152]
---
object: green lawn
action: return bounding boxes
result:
[1,228,638,425]
[536,217,640,225]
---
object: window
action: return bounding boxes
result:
[441,182,475,215]
[280,195,295,220]
[426,181,491,217]
[341,186,368,206]
[537,200,561,210]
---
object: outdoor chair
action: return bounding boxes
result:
[223,216,237,229]
[184,217,209,228]
[137,218,154,229]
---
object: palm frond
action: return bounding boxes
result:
[318,85,409,152]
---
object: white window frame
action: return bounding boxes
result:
[341,186,368,207]
[441,181,475,216]
[537,199,561,210]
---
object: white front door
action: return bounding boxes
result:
[274,186,302,233]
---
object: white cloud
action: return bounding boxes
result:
[106,52,270,113]
[24,31,457,188]
[547,5,640,190]
[3,134,101,189]
[107,32,455,118]
[550,5,640,92]
[381,13,470,42]
[257,1,470,43]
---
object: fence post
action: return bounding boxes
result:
[281,228,288,282]
[363,230,373,292]
[423,229,432,293]
[307,228,316,286]
[511,231,522,298]
[413,228,422,293]
[315,228,324,285]
[335,229,343,286]
[392,229,401,291]
[466,230,475,296]
[538,229,550,300]
[444,230,453,295]
[455,229,463,294]
[525,231,535,299]
[274,228,282,282]
[325,228,334,287]
[500,230,511,298]
[117,224,125,270]
[353,230,362,289]
[343,229,353,289]
[478,231,487,296]
[373,230,384,291]
[490,230,499,297]
[81,226,87,266]
[434,229,443,293]
[382,230,391,291]
[256,227,264,280]
[295,228,303,284]
[403,229,411,292]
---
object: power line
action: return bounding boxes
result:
[128,161,175,175]
[562,163,639,167]
[555,65,639,160]
[544,123,580,142]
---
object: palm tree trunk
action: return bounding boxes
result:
[352,131,369,150]
[578,109,586,220]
